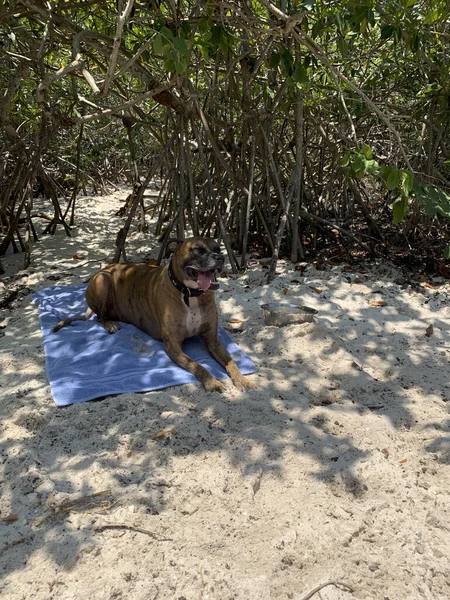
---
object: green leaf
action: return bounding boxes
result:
[161,26,174,40]
[401,171,414,194]
[444,245,450,260]
[364,159,379,175]
[360,143,372,159]
[269,52,280,69]
[338,38,348,57]
[413,183,450,217]
[164,57,176,72]
[292,64,308,83]
[350,154,365,177]
[335,13,346,35]
[153,34,164,55]
[198,18,210,34]
[392,196,408,224]
[173,36,188,56]
[342,152,352,167]
[211,25,222,47]
[416,184,437,216]
[175,60,187,74]
[386,168,401,191]
[219,30,230,54]
[393,26,403,43]
[423,9,439,24]
[380,24,394,40]
[417,82,441,98]
[280,48,293,76]
[407,32,420,53]
[311,20,323,39]
[178,21,191,38]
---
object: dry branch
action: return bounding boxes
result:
[102,0,135,96]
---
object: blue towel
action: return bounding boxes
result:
[32,285,257,406]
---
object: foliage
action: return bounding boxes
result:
[1,0,450,273]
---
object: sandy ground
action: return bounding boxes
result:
[1,189,450,600]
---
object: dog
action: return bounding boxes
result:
[53,237,255,393]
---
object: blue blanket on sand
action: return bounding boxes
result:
[32,285,257,407]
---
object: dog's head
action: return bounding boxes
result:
[167,237,224,291]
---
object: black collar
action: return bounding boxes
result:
[168,259,205,307]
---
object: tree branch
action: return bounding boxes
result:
[258,0,413,171]
[102,0,135,96]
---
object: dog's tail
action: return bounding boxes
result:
[53,308,94,332]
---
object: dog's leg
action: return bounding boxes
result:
[86,271,121,334]
[163,337,225,393]
[200,330,255,390]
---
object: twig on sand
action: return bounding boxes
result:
[0,534,34,556]
[94,523,172,541]
[34,489,114,527]
[299,580,354,600]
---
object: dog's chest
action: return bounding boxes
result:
[183,297,203,337]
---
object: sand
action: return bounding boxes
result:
[1,189,450,600]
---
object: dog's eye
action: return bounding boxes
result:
[195,246,206,254]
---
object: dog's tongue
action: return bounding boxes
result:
[197,270,215,290]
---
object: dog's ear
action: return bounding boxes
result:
[165,238,184,257]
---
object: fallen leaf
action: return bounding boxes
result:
[283,287,288,295]
[294,264,307,273]
[425,324,433,338]
[150,428,175,441]
[250,469,263,497]
[229,318,244,324]
[2,514,19,522]
[381,448,389,457]
[420,282,437,290]
[399,458,408,464]
[312,397,333,406]
[218,271,228,278]
[309,286,323,295]
[370,300,387,307]
[72,254,80,260]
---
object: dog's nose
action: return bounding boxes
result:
[213,253,224,262]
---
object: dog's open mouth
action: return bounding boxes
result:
[185,266,222,291]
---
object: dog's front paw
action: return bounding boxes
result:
[233,375,255,391]
[203,377,225,393]
[101,319,121,334]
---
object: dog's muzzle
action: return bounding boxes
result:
[185,255,224,291]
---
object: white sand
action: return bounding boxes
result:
[1,189,450,599]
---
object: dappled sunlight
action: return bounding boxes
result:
[1,192,450,599]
